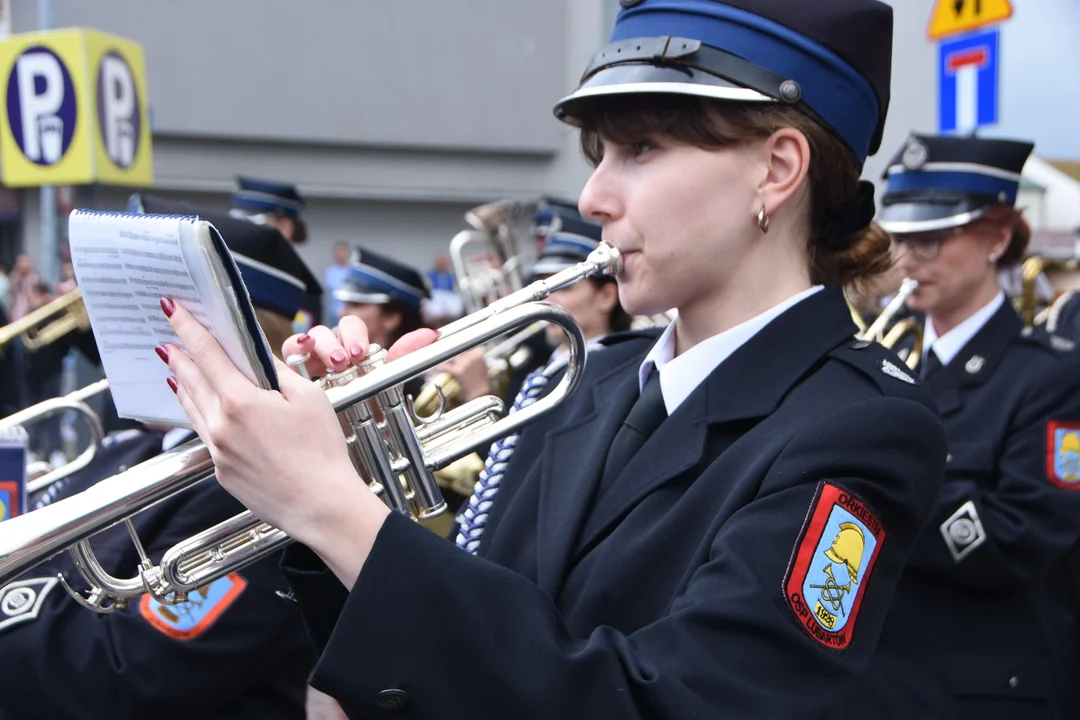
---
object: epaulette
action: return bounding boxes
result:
[828,339,932,404]
[598,327,664,347]
[1019,325,1078,354]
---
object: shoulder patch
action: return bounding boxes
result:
[0,577,58,633]
[1047,422,1080,490]
[140,573,247,640]
[784,481,887,650]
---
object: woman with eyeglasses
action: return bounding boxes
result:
[828,134,1080,720]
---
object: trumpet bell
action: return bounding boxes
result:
[0,288,90,355]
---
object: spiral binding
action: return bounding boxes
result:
[71,208,204,223]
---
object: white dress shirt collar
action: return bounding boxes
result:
[639,286,825,415]
[923,291,1005,367]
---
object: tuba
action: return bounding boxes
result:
[1017,254,1080,327]
[449,198,541,315]
[0,287,90,356]
[0,243,621,611]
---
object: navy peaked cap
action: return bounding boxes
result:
[878,134,1035,234]
[554,0,894,164]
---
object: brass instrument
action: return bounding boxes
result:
[0,287,90,355]
[1018,255,1080,327]
[450,198,540,314]
[414,320,548,418]
[0,380,111,495]
[0,243,621,612]
[858,278,923,370]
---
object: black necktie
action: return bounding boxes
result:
[921,348,942,380]
[599,370,668,495]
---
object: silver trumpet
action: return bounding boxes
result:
[0,379,110,494]
[0,243,621,612]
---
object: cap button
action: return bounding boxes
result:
[375,689,409,711]
[779,80,802,103]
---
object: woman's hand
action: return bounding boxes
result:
[158,299,436,586]
[281,315,440,379]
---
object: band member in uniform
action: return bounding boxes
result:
[159,2,950,717]
[231,176,321,331]
[0,197,319,720]
[827,134,1080,719]
[534,196,604,253]
[438,216,610,412]
[333,245,431,400]
[231,176,308,246]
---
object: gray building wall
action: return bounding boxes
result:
[8,0,948,286]
[9,0,609,285]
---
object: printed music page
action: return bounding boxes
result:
[67,211,265,427]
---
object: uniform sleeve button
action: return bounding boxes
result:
[375,689,410,711]
[1008,676,1020,690]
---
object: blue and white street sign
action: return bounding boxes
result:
[938,28,1000,134]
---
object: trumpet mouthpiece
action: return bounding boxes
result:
[590,242,622,277]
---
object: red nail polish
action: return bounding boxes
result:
[349,344,365,359]
[330,350,347,366]
[297,333,311,344]
[166,377,179,394]
[160,297,176,317]
[155,345,169,363]
[433,329,442,340]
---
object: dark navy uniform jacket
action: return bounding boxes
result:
[1048,291,1080,342]
[280,287,948,720]
[0,429,315,720]
[828,302,1080,720]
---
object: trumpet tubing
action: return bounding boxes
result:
[0,379,111,494]
[0,243,621,610]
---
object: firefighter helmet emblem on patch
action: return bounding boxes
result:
[1047,422,1080,489]
[785,482,886,650]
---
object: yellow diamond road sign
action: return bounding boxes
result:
[929,0,1014,40]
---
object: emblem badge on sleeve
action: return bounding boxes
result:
[785,482,886,650]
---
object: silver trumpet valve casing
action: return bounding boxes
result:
[0,242,621,609]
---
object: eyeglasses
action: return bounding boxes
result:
[892,227,963,262]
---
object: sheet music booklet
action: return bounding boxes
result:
[68,210,279,428]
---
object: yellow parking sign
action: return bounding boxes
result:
[0,28,153,188]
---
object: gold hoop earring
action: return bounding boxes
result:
[757,205,770,235]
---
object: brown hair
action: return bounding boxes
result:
[275,212,308,245]
[572,95,892,287]
[983,206,1030,268]
[254,307,295,361]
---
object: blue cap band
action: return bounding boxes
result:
[234,254,306,318]
[342,265,426,309]
[885,170,1019,205]
[612,0,879,162]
